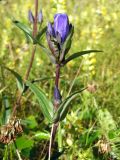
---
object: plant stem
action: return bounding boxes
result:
[48,64,61,159]
[24,0,38,80]
[12,0,38,116]
[48,124,54,160]
[55,64,60,88]
[13,140,22,160]
[24,45,36,80]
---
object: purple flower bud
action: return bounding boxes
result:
[38,10,43,23]
[47,22,55,37]
[54,13,70,43]
[28,10,34,23]
[54,86,61,102]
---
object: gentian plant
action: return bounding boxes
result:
[0,1,102,159]
[45,13,101,159]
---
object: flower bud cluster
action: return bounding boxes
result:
[28,9,43,24]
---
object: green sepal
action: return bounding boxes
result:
[59,26,74,62]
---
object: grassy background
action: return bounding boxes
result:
[0,0,120,159]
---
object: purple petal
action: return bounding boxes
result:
[54,13,70,43]
[47,22,55,37]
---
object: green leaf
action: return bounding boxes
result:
[13,21,48,48]
[15,135,34,150]
[33,131,50,140]
[24,32,32,43]
[2,95,11,124]
[36,26,47,41]
[13,20,33,39]
[53,88,86,122]
[13,20,54,62]
[3,145,8,160]
[25,116,38,129]
[60,26,74,62]
[62,50,102,65]
[5,67,24,93]
[21,148,31,158]
[26,81,54,122]
[23,76,57,93]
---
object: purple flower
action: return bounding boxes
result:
[38,10,43,23]
[54,13,70,43]
[46,13,73,63]
[47,13,71,43]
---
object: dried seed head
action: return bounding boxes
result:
[96,138,111,154]
[0,117,23,144]
[87,83,97,93]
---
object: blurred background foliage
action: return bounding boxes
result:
[0,0,120,159]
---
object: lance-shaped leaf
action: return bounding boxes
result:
[13,20,54,62]
[53,88,87,123]
[5,67,24,93]
[26,81,54,122]
[23,76,56,93]
[13,20,33,39]
[36,26,47,41]
[2,95,11,124]
[59,26,74,62]
[62,50,102,66]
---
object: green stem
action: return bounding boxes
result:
[13,140,22,160]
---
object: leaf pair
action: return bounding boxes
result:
[1,66,53,123]
[2,66,86,123]
[26,81,86,123]
[13,20,55,63]
[13,20,46,44]
[53,88,87,122]
[13,20,102,65]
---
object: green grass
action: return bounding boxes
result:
[0,0,120,159]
